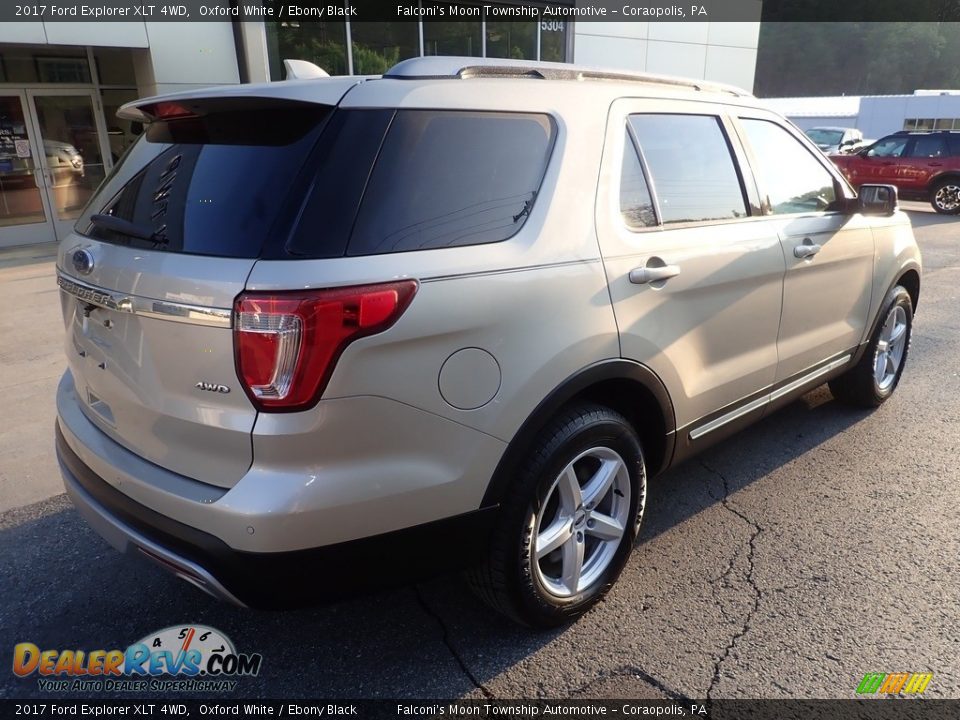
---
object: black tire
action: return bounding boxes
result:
[930,178,960,215]
[829,286,913,408]
[466,404,646,628]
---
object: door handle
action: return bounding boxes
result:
[928,162,943,167]
[629,264,681,284]
[794,243,822,259]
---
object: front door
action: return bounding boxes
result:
[26,90,110,243]
[853,135,909,186]
[734,114,874,382]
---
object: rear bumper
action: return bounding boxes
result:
[56,368,505,553]
[57,423,499,608]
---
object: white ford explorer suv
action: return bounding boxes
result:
[55,57,921,627]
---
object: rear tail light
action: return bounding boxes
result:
[234,281,418,412]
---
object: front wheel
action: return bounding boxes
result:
[930,178,960,215]
[467,404,646,627]
[829,286,913,407]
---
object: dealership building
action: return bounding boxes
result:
[764,91,960,141]
[0,5,763,248]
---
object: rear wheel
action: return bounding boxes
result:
[930,178,960,214]
[467,404,646,627]
[829,286,913,407]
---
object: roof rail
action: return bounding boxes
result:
[383,56,752,97]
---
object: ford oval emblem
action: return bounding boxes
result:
[71,249,95,276]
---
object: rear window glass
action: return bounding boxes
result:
[346,110,555,256]
[75,100,331,258]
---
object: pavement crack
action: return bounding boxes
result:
[571,664,691,701]
[413,585,495,699]
[699,459,764,701]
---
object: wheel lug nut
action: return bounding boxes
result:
[576,531,584,542]
[587,519,595,528]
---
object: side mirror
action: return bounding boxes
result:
[858,184,898,216]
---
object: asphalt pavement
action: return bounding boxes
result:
[1,205,958,700]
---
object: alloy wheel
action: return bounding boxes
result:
[533,447,632,598]
[934,183,960,212]
[874,304,908,391]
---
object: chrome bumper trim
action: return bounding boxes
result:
[60,459,247,608]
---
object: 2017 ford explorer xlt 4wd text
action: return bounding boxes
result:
[55,57,921,628]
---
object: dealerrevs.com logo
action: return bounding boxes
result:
[12,625,262,693]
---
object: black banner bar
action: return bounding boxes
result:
[2,1,959,24]
[2,700,960,720]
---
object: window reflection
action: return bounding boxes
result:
[424,6,482,57]
[486,12,537,59]
[540,20,567,62]
[0,95,46,228]
[351,22,419,75]
[266,12,569,79]
[268,21,349,78]
[740,119,838,215]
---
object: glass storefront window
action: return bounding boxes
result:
[100,89,140,164]
[267,21,349,78]
[351,22,420,75]
[93,47,138,86]
[33,94,106,222]
[486,12,537,60]
[0,45,91,84]
[424,6,482,57]
[265,8,570,79]
[540,20,567,62]
[0,95,46,228]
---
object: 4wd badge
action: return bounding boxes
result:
[196,381,230,394]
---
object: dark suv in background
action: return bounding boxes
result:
[831,130,960,214]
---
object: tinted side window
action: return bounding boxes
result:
[628,114,747,224]
[348,111,555,255]
[867,137,908,158]
[620,131,656,229]
[740,119,838,215]
[909,136,947,157]
[949,136,960,156]
[284,110,393,259]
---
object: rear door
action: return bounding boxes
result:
[595,99,785,434]
[58,95,334,488]
[898,134,949,193]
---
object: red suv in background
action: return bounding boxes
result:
[831,131,960,214]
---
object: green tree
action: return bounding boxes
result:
[755,22,960,96]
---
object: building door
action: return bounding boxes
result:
[25,90,110,243]
[0,92,56,248]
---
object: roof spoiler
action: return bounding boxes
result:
[283,59,330,80]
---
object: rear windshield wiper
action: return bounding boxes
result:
[90,213,158,243]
